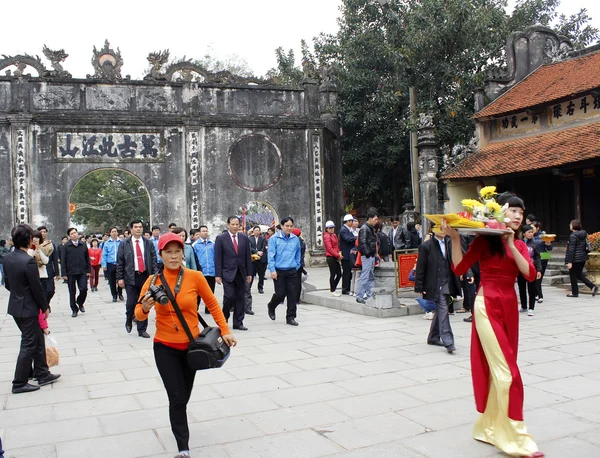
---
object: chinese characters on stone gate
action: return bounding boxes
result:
[312,134,323,248]
[56,132,163,160]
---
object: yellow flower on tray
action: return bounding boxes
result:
[461,199,481,210]
[486,201,502,213]
[479,186,497,199]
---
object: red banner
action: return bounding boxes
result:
[397,252,418,288]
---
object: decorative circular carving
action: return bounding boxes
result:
[228,135,282,192]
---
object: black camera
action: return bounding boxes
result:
[146,284,169,305]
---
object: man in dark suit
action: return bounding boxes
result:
[339,214,357,295]
[116,219,158,338]
[61,227,91,318]
[414,226,461,354]
[215,216,253,331]
[5,224,60,393]
[249,226,267,294]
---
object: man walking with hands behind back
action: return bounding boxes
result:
[116,220,158,338]
[214,216,253,331]
[61,228,91,318]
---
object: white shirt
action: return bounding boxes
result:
[131,236,145,271]
[229,231,239,248]
[435,236,446,258]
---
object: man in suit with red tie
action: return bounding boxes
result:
[116,219,158,338]
[215,216,253,331]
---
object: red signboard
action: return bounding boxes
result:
[397,252,419,288]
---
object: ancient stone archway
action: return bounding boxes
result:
[238,201,279,233]
[69,168,151,234]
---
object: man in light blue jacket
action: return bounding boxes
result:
[193,225,216,313]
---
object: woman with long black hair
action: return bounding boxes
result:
[443,193,543,458]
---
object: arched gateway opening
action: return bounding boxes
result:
[69,169,150,234]
[238,201,279,233]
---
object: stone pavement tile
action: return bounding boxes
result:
[333,372,416,395]
[222,429,344,458]
[56,430,165,458]
[53,369,125,388]
[521,372,551,385]
[81,357,148,373]
[0,404,54,428]
[553,395,600,424]
[188,392,279,422]
[40,352,109,367]
[120,365,161,381]
[135,385,222,409]
[567,353,600,370]
[255,340,319,353]
[327,389,424,418]
[212,375,293,397]
[247,349,313,365]
[227,361,302,380]
[576,428,600,447]
[522,385,571,410]
[0,369,14,382]
[225,355,256,369]
[321,412,426,450]
[324,440,426,458]
[106,348,153,361]
[398,397,477,430]
[3,444,57,458]
[396,350,470,369]
[278,367,356,387]
[190,368,238,385]
[5,385,89,410]
[4,416,103,448]
[289,355,361,371]
[345,343,413,358]
[524,407,597,442]
[342,359,418,377]
[582,370,600,381]
[518,348,575,364]
[263,382,352,408]
[74,343,130,355]
[552,341,600,356]
[402,423,500,458]
[88,377,163,398]
[532,375,600,401]
[149,445,229,458]
[54,394,142,420]
[302,343,367,357]
[353,330,409,341]
[245,402,351,435]
[266,331,324,343]
[155,417,264,451]
[98,406,172,434]
[521,360,597,379]
[400,377,473,404]
[399,362,471,384]
[540,435,600,457]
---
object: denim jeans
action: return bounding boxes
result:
[0,263,4,285]
[356,256,376,299]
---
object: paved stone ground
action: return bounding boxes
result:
[2,268,600,457]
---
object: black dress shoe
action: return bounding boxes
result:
[463,315,472,323]
[286,319,299,326]
[79,305,85,313]
[138,331,151,338]
[112,297,118,303]
[268,306,276,321]
[567,294,579,298]
[118,294,124,301]
[233,325,248,331]
[125,322,133,333]
[246,310,255,315]
[37,373,61,386]
[593,286,599,297]
[12,383,40,394]
[71,311,78,318]
[446,345,456,354]
[258,289,264,294]
[427,340,445,347]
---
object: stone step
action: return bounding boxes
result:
[544,268,567,276]
[542,275,570,286]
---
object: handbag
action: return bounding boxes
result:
[45,334,60,367]
[159,270,230,370]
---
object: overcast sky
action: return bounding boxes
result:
[2,0,598,80]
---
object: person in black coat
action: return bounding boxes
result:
[116,220,158,337]
[565,219,598,297]
[405,222,422,250]
[61,228,91,317]
[214,216,253,331]
[5,224,60,394]
[414,228,461,353]
[248,226,267,294]
[339,214,357,295]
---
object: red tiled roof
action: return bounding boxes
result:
[474,51,600,119]
[442,122,600,179]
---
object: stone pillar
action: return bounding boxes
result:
[417,114,439,233]
[9,115,33,226]
[187,129,201,229]
[309,130,324,252]
[401,203,418,227]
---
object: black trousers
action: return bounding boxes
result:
[125,272,148,332]
[40,277,55,306]
[267,268,298,320]
[222,269,246,326]
[154,342,196,452]
[68,274,88,312]
[106,263,123,299]
[570,261,596,296]
[517,274,537,310]
[535,260,549,299]
[200,276,216,312]
[12,316,50,387]
[341,259,352,294]
[253,261,267,291]
[326,257,342,292]
[296,269,303,304]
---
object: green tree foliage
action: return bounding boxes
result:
[69,170,150,234]
[271,0,598,213]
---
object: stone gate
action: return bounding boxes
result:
[0,41,343,255]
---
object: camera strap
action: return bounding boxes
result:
[160,268,209,344]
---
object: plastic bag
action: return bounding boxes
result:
[45,334,60,368]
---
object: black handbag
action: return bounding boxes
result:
[159,270,230,370]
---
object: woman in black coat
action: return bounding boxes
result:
[565,219,598,297]
[405,222,422,249]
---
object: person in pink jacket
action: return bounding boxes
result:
[324,220,343,296]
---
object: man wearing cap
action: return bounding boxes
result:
[116,220,158,338]
[339,214,357,295]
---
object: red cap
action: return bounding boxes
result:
[158,232,184,251]
[292,228,301,236]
